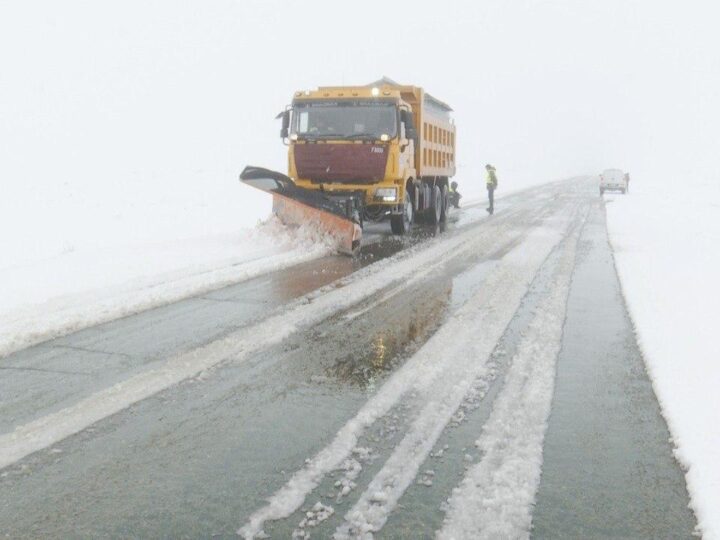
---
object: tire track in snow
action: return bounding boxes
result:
[238,204,579,539]
[0,199,554,472]
[333,209,585,539]
[436,211,585,540]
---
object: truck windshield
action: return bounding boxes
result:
[292,101,398,140]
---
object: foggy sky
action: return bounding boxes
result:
[1,0,718,200]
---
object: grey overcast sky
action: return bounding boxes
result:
[1,0,718,199]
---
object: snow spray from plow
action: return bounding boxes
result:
[239,166,362,255]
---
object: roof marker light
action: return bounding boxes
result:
[371,87,380,97]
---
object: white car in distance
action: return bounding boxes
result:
[599,168,629,195]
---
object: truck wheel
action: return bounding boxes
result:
[427,185,442,225]
[439,185,449,223]
[390,194,413,235]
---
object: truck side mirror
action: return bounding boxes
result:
[400,110,414,129]
[279,110,290,139]
[401,109,417,142]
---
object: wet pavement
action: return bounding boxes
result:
[531,198,696,538]
[0,180,696,538]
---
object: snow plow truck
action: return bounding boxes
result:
[240,77,456,254]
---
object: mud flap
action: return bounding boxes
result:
[239,166,362,255]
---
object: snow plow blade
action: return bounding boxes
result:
[239,166,362,255]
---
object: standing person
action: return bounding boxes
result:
[486,164,498,214]
[449,181,461,208]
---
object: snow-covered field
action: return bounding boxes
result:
[605,180,720,540]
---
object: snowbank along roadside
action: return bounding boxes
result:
[605,181,720,540]
[0,218,335,359]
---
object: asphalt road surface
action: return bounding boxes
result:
[0,179,696,538]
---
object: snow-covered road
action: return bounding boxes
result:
[0,179,697,538]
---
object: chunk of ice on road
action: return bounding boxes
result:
[293,501,335,537]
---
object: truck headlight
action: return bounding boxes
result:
[374,188,397,202]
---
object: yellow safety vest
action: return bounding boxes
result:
[486,168,498,187]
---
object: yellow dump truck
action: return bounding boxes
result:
[240,78,456,253]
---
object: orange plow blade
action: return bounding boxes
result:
[271,192,362,255]
[239,166,362,255]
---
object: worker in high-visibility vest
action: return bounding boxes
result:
[486,164,498,214]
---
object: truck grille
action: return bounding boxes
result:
[294,143,388,183]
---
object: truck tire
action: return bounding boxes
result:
[439,185,449,223]
[390,193,413,235]
[427,185,442,225]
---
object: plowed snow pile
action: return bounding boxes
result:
[605,180,720,540]
[0,215,335,358]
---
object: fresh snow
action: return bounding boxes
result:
[605,181,720,540]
